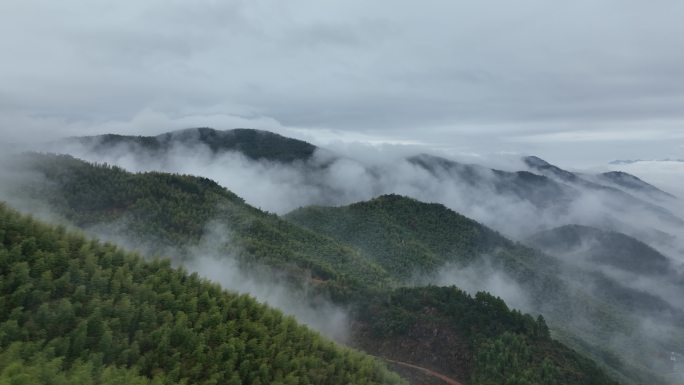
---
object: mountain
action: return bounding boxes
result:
[63,127,318,163]
[522,156,580,183]
[0,153,633,385]
[523,156,676,202]
[597,171,676,201]
[353,286,619,385]
[522,155,683,229]
[527,224,674,276]
[0,152,394,300]
[39,128,683,252]
[411,153,680,237]
[285,195,683,385]
[0,202,405,385]
[610,159,684,165]
[409,154,577,211]
[286,194,515,280]
[524,156,676,202]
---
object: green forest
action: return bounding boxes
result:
[355,286,619,385]
[285,194,540,280]
[6,153,394,299]
[0,202,405,385]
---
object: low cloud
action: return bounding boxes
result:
[184,222,351,342]
[428,259,533,313]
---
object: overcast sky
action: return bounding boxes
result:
[1,0,683,167]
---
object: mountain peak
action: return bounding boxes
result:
[523,155,578,182]
[522,155,552,168]
[598,171,676,200]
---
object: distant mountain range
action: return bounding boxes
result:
[61,127,317,163]
[527,224,675,277]
[523,155,677,202]
[610,159,684,165]
[44,128,684,262]
[57,127,679,205]
[597,171,677,200]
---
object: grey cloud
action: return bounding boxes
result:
[2,0,684,164]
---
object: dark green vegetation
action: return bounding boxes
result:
[522,156,683,227]
[285,195,567,314]
[285,195,683,385]
[286,194,543,280]
[67,127,317,163]
[0,203,405,385]
[355,286,619,385]
[1,343,162,385]
[0,153,637,385]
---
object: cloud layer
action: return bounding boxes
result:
[2,0,684,164]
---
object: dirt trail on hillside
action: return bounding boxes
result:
[383,358,465,385]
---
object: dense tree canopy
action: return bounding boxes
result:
[0,202,405,385]
[5,153,394,300]
[355,286,619,385]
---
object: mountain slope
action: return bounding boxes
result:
[1,153,394,298]
[286,194,545,280]
[64,127,317,163]
[527,224,674,276]
[285,195,682,385]
[353,286,620,385]
[0,198,626,385]
[0,202,405,385]
[522,156,682,227]
[42,129,682,247]
[409,154,577,211]
[597,171,676,201]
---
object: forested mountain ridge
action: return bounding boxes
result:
[1,152,394,299]
[353,286,621,385]
[62,127,317,163]
[0,202,406,385]
[285,194,549,280]
[39,128,682,257]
